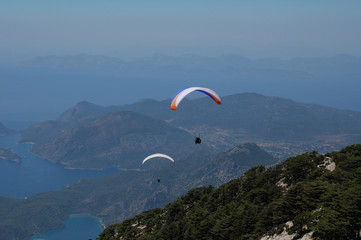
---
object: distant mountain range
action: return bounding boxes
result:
[2,53,361,122]
[18,54,128,70]
[17,53,361,77]
[20,93,361,169]
[0,142,274,240]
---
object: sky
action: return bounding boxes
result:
[1,0,361,63]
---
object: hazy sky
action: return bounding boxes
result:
[1,0,361,62]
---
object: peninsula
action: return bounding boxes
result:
[0,148,21,164]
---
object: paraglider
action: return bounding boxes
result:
[142,153,175,183]
[142,153,175,164]
[171,87,221,144]
[195,134,201,144]
[170,87,221,110]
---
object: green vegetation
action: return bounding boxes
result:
[98,144,361,240]
[0,143,272,240]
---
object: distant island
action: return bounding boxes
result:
[0,148,21,164]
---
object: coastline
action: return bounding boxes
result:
[28,214,105,240]
[0,147,22,164]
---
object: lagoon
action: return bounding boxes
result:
[0,133,120,239]
[0,133,119,199]
[28,214,103,240]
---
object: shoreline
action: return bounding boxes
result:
[0,147,22,164]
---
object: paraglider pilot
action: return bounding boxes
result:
[195,136,201,144]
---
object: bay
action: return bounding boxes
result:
[0,132,120,239]
[0,133,120,199]
[0,133,119,199]
[28,214,103,240]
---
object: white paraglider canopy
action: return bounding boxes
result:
[142,153,175,164]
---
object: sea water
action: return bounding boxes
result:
[28,215,104,240]
[0,133,119,239]
[0,133,119,199]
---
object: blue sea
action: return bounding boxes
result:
[0,133,119,239]
[28,215,104,240]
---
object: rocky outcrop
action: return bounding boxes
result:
[317,156,335,171]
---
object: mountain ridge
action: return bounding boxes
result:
[18,54,128,70]
[4,52,361,122]
[17,53,361,75]
[20,92,361,168]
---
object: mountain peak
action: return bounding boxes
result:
[57,101,104,123]
[226,142,259,155]
[223,142,275,166]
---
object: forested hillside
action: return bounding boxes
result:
[98,144,361,240]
